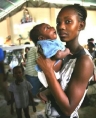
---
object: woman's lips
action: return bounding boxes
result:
[59,33,68,37]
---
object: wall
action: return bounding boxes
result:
[79,10,96,45]
[0,7,96,46]
[11,8,51,45]
[0,20,8,45]
[55,9,96,45]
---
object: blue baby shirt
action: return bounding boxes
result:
[35,39,65,71]
[37,39,65,58]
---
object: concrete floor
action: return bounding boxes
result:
[0,71,96,118]
[0,71,46,118]
[0,94,45,118]
[0,92,96,118]
[78,106,96,118]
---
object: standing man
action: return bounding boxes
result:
[25,45,43,99]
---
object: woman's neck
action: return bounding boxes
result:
[66,41,83,54]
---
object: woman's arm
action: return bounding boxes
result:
[36,55,94,115]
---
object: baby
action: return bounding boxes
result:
[29,23,71,87]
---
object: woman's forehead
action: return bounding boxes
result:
[58,8,77,16]
[57,9,78,20]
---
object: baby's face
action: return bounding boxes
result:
[40,23,57,40]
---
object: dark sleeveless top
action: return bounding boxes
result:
[45,48,93,118]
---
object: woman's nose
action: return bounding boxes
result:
[58,22,66,30]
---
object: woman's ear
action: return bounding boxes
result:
[78,21,85,31]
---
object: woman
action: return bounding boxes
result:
[35,5,94,118]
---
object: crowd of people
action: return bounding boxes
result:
[0,4,96,118]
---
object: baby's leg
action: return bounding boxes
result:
[53,60,63,72]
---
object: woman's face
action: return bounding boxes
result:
[56,8,84,42]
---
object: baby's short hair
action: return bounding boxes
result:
[29,23,45,46]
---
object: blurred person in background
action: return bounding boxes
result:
[0,48,10,103]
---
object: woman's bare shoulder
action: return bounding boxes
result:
[77,54,93,67]
[74,54,94,81]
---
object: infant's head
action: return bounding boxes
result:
[29,23,57,46]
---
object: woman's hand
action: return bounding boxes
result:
[36,55,56,73]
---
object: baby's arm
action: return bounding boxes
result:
[52,48,71,72]
[53,60,62,72]
[53,48,71,59]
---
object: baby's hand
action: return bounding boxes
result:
[37,92,48,103]
[65,48,73,55]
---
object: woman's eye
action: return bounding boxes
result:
[65,20,71,24]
